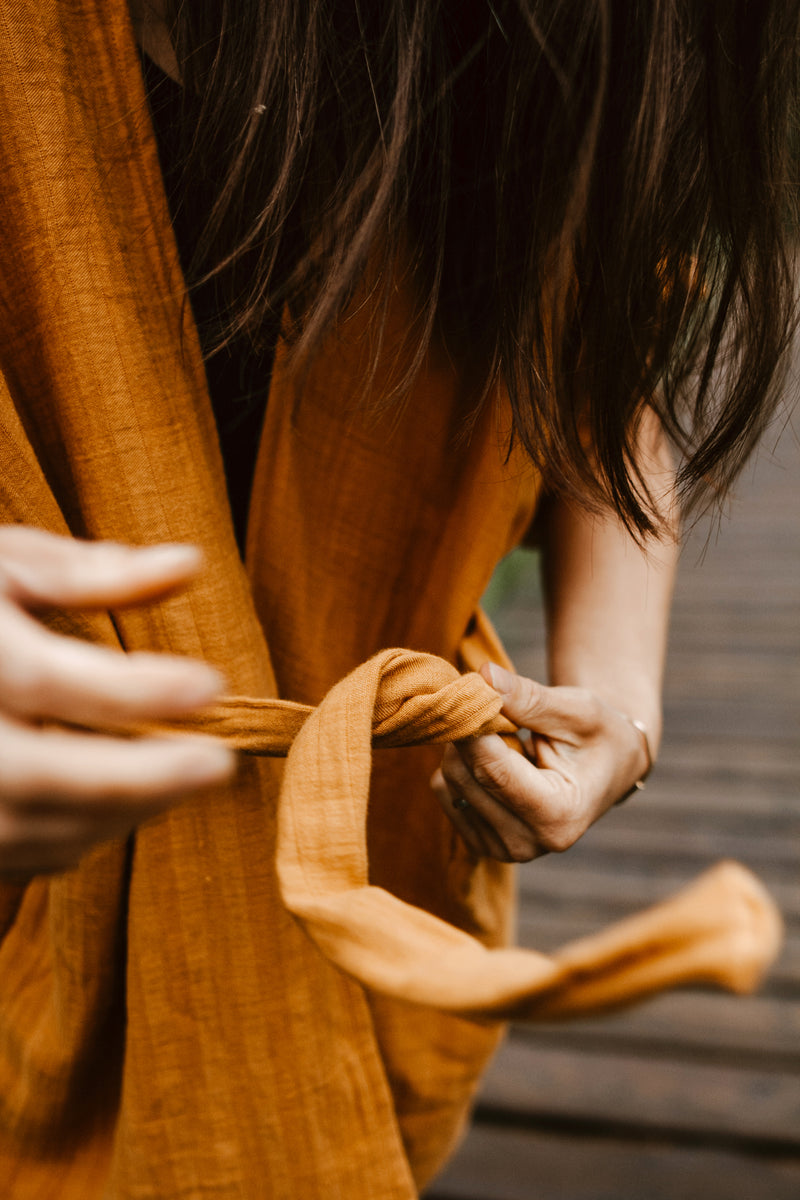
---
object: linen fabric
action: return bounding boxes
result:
[0,3,783,1197]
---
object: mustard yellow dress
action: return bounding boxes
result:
[0,2,780,1196]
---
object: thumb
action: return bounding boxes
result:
[480,661,585,735]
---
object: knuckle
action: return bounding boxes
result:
[470,753,512,796]
[521,676,544,705]
[533,788,585,854]
[512,676,544,721]
[503,833,538,863]
[469,759,494,790]
[537,811,583,854]
[575,688,603,729]
[440,760,460,790]
[538,826,574,855]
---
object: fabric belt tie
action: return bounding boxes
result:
[140,648,783,1019]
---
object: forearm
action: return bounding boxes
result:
[436,417,679,861]
[541,414,678,754]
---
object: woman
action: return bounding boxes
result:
[0,1,795,1196]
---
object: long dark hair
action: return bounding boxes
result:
[167,0,800,535]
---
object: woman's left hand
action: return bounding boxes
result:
[431,662,654,862]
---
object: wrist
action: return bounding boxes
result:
[548,665,663,757]
[593,685,663,758]
[608,708,655,802]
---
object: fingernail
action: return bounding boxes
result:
[486,662,515,693]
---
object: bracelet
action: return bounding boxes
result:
[613,712,654,805]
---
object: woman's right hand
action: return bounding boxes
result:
[0,526,235,878]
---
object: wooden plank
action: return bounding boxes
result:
[630,737,797,785]
[425,1125,800,1200]
[638,757,799,814]
[476,1039,800,1148]
[659,705,796,744]
[666,628,799,659]
[539,816,800,877]
[453,398,800,1200]
[585,797,800,838]
[515,860,800,924]
[608,770,797,817]
[501,599,799,654]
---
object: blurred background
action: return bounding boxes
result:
[425,415,800,1200]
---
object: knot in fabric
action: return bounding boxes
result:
[271,650,783,1019]
[139,647,783,1020]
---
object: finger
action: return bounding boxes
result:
[441,741,548,862]
[0,597,224,726]
[480,662,601,738]
[0,526,203,609]
[0,770,226,876]
[430,766,495,858]
[453,735,585,856]
[0,716,234,809]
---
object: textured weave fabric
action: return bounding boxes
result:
[0,3,783,1198]
[142,647,781,1019]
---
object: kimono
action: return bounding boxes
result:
[0,2,780,1196]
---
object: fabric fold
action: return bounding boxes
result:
[0,3,785,1188]
[129,650,515,752]
[133,647,784,1020]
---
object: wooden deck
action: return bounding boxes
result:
[425,416,800,1200]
